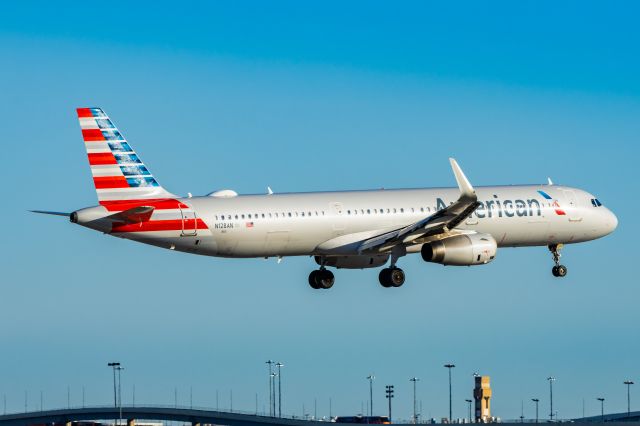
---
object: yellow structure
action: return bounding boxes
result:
[473,375,492,422]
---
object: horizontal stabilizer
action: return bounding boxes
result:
[106,206,155,224]
[30,210,71,217]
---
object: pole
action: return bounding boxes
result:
[117,366,123,426]
[597,398,604,423]
[367,375,375,418]
[266,360,274,417]
[532,399,539,423]
[108,362,120,408]
[624,381,634,418]
[385,385,394,423]
[547,377,555,422]
[444,364,455,422]
[410,378,419,424]
[276,362,283,418]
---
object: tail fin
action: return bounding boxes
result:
[76,107,175,203]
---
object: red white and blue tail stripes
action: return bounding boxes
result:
[77,107,175,202]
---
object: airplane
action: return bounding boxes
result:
[33,108,618,289]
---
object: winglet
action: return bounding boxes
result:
[449,158,475,198]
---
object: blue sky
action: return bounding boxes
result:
[1,1,639,421]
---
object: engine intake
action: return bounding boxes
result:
[421,233,497,266]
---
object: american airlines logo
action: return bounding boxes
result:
[436,194,548,218]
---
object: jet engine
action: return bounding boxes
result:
[315,255,389,269]
[421,233,497,266]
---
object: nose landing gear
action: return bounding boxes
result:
[549,244,568,277]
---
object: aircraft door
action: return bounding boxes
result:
[331,202,346,234]
[180,208,198,236]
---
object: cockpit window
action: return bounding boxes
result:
[595,199,602,206]
[591,198,603,207]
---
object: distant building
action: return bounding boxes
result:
[473,376,492,423]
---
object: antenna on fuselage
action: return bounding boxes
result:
[267,186,274,195]
[547,177,554,185]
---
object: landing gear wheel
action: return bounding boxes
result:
[318,269,335,289]
[556,265,567,277]
[379,267,405,287]
[390,268,405,287]
[308,270,321,289]
[379,268,392,288]
[309,269,335,289]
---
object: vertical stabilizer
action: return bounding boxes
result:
[76,108,175,203]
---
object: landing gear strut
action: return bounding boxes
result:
[548,244,568,278]
[308,268,335,289]
[379,267,405,287]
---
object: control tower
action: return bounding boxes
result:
[473,375,492,422]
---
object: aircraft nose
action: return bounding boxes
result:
[604,208,618,235]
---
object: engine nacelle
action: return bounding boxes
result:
[315,255,389,269]
[421,233,497,266]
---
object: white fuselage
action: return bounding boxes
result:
[77,184,617,259]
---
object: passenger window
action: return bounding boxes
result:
[288,212,292,217]
[420,207,424,212]
[347,210,351,215]
[400,208,404,213]
[367,209,371,214]
[248,214,252,219]
[235,214,238,219]
[308,212,311,216]
[393,208,397,213]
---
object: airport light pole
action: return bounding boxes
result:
[624,381,634,418]
[444,364,456,422]
[531,399,539,423]
[547,376,556,422]
[597,398,605,422]
[270,373,277,417]
[410,378,419,424]
[385,385,394,422]
[266,360,274,416]
[466,399,472,423]
[107,362,120,408]
[367,375,375,417]
[276,362,283,418]
[116,366,124,426]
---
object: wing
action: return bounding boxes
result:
[357,158,479,253]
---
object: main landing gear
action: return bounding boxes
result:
[378,267,405,287]
[549,244,568,278]
[308,268,335,289]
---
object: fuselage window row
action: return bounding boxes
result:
[213,206,442,221]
